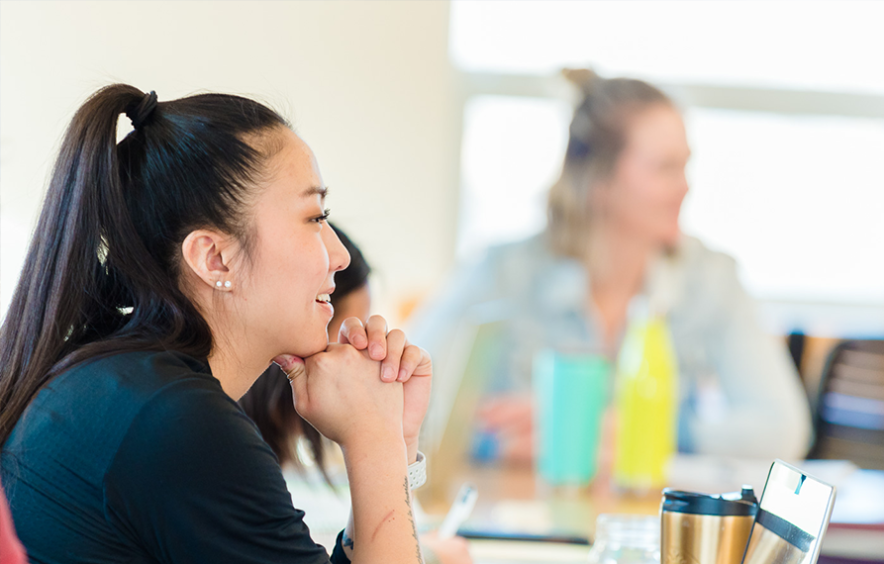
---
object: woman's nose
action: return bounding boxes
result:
[325,225,351,273]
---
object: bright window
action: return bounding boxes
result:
[450,1,884,94]
[457,96,571,258]
[682,108,884,304]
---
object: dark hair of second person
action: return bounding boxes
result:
[239,223,371,475]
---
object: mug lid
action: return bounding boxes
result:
[662,486,758,516]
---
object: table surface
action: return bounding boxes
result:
[417,463,661,541]
[415,461,884,562]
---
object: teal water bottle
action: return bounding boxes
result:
[534,349,610,486]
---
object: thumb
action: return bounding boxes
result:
[273,354,304,372]
[289,362,308,404]
[274,355,308,410]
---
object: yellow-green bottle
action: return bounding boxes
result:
[613,301,678,491]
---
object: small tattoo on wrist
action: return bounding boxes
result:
[405,476,424,564]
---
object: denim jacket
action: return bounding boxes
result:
[409,232,812,459]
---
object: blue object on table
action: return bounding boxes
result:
[534,349,610,486]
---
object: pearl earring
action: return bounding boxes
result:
[215,281,223,288]
[224,281,231,289]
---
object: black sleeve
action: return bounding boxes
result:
[331,530,352,564]
[103,378,335,563]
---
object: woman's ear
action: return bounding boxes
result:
[181,229,237,292]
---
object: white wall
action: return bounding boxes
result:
[0,0,459,320]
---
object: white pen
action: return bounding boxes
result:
[438,483,478,539]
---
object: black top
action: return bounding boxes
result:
[0,350,350,564]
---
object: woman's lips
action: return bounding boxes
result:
[315,289,334,315]
[315,298,334,316]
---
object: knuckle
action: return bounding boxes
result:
[347,345,368,365]
[388,328,405,341]
[313,353,333,370]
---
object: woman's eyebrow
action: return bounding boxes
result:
[300,186,328,200]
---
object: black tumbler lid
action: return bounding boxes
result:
[662,486,758,517]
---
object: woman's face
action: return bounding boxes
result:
[237,128,350,358]
[596,104,691,248]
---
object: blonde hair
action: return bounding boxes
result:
[547,69,673,258]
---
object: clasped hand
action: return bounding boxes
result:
[275,315,431,462]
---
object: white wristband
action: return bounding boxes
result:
[408,450,427,490]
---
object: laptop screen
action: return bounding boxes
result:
[742,460,836,564]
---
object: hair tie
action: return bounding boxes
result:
[566,138,591,160]
[126,91,158,130]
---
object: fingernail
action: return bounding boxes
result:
[398,369,408,381]
[280,356,304,372]
[275,356,293,370]
[383,366,394,381]
[371,345,383,358]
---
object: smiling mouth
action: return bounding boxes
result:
[316,294,331,304]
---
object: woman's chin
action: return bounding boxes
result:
[657,225,682,248]
[306,337,331,357]
[285,333,330,360]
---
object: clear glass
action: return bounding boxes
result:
[588,514,660,564]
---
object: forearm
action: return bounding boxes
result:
[342,435,423,564]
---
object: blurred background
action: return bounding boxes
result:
[2,0,884,419]
[2,0,884,427]
[3,1,884,557]
[4,1,883,336]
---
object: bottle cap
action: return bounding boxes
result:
[661,487,758,517]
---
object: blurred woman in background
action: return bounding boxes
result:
[411,69,812,463]
[241,224,472,564]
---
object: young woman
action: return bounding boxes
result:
[411,69,812,463]
[0,84,432,563]
[240,224,471,564]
